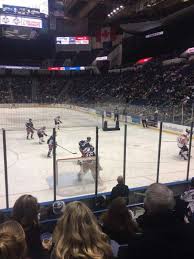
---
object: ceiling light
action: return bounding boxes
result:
[120,5,124,9]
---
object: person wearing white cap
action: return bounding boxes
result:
[52,201,65,216]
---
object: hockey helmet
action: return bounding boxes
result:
[87,137,91,142]
[29,118,32,121]
[43,126,46,130]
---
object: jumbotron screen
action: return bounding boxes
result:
[56,36,91,52]
[0,0,48,15]
[0,0,48,29]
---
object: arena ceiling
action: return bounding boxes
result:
[61,0,194,24]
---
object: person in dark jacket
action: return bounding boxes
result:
[120,183,194,259]
[110,176,129,204]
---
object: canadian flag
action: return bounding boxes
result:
[96,27,116,43]
[101,27,111,42]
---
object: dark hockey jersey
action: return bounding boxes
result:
[26,122,34,129]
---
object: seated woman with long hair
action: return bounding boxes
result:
[12,194,48,259]
[52,201,113,259]
[100,197,140,244]
[0,220,27,259]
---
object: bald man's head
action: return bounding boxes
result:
[144,183,175,215]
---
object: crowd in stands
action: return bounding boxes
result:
[0,177,194,259]
[0,58,193,109]
[54,50,100,67]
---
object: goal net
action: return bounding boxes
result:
[56,157,98,195]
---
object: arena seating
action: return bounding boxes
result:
[0,59,193,109]
[0,181,193,259]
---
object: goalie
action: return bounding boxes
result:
[177,129,190,160]
[78,137,102,184]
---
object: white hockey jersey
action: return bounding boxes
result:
[177,134,189,148]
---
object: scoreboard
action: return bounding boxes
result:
[0,0,49,39]
[0,0,48,29]
[56,36,91,52]
[56,36,90,45]
[0,0,48,16]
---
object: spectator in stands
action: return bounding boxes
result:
[40,201,66,234]
[181,177,194,223]
[0,220,26,259]
[100,197,139,244]
[125,183,194,259]
[173,196,189,223]
[12,194,49,259]
[52,201,65,217]
[110,176,129,204]
[40,201,65,221]
[51,201,113,259]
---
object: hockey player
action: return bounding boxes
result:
[37,126,48,144]
[79,137,91,157]
[114,107,119,121]
[141,113,148,128]
[78,137,102,184]
[54,116,62,130]
[25,119,35,140]
[177,129,190,160]
[47,135,57,158]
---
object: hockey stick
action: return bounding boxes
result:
[57,144,77,155]
[26,126,37,131]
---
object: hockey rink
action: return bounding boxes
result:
[0,106,194,209]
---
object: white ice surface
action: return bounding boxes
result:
[0,107,193,209]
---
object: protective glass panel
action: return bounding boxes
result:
[98,117,124,194]
[186,124,194,180]
[0,131,6,209]
[0,104,101,207]
[159,128,187,183]
[6,128,54,208]
[125,123,159,188]
[56,127,96,198]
